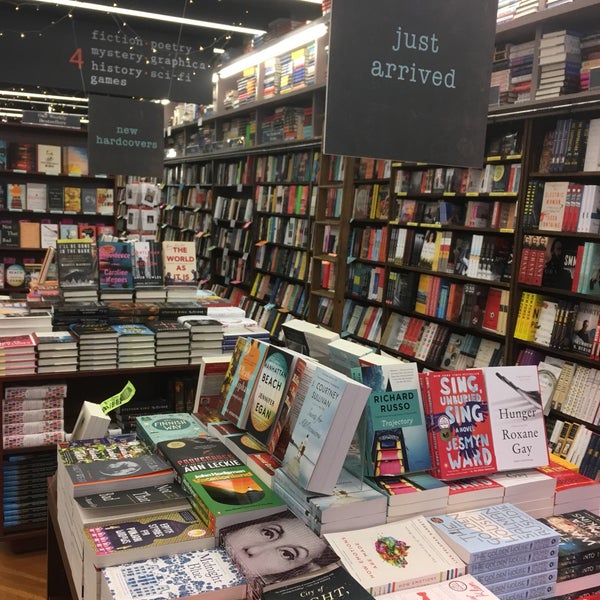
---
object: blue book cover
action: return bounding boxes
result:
[281,364,370,494]
[360,361,431,477]
[427,503,560,564]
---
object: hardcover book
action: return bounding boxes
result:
[359,361,432,477]
[98,240,134,290]
[96,187,114,215]
[161,240,197,286]
[56,238,98,290]
[427,503,560,565]
[132,240,163,288]
[324,515,465,596]
[101,548,245,600]
[63,186,82,212]
[280,362,370,494]
[36,144,61,175]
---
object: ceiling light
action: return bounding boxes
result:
[30,0,266,35]
[218,21,328,79]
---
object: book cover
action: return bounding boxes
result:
[7,182,25,210]
[60,453,175,497]
[161,240,197,286]
[63,186,82,212]
[135,413,207,450]
[220,337,270,429]
[84,508,212,567]
[539,509,600,568]
[63,145,88,175]
[55,238,98,289]
[25,182,47,212]
[220,510,339,596]
[98,240,134,290]
[132,240,163,288]
[36,144,61,175]
[280,363,370,494]
[182,464,287,535]
[539,181,569,231]
[359,361,431,477]
[156,436,244,484]
[47,184,64,212]
[482,365,549,471]
[427,503,560,565]
[101,548,245,600]
[420,369,496,480]
[324,515,465,596]
[81,187,97,213]
[541,236,579,290]
[96,187,114,215]
[243,344,297,443]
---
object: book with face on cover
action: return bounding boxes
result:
[324,515,466,596]
[220,509,340,598]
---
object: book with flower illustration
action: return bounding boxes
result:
[324,515,466,596]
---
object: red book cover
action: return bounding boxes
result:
[419,370,497,480]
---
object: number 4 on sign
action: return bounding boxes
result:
[69,48,84,70]
[100,381,136,414]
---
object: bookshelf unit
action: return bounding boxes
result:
[243,145,320,336]
[0,365,200,550]
[0,122,116,294]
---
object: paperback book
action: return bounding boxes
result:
[359,361,431,477]
[324,515,466,596]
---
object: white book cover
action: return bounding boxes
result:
[101,548,245,599]
[324,515,466,596]
[37,144,61,175]
[25,182,47,212]
[483,365,549,471]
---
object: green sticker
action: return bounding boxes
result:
[99,381,136,414]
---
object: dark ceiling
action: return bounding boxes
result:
[0,0,323,116]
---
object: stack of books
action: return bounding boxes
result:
[69,322,118,371]
[0,333,37,376]
[54,434,176,599]
[221,321,270,352]
[539,509,600,596]
[509,39,535,102]
[148,320,190,366]
[428,503,559,599]
[371,472,450,523]
[272,467,387,535]
[112,396,173,434]
[177,316,224,362]
[580,32,600,92]
[489,468,557,518]
[444,476,505,513]
[33,330,78,373]
[113,323,155,369]
[536,30,582,100]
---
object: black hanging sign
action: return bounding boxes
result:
[87,96,164,179]
[324,0,499,167]
[0,5,212,103]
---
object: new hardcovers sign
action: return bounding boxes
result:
[324,0,499,167]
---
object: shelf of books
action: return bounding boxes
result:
[242,146,320,338]
[0,122,116,294]
[307,153,354,332]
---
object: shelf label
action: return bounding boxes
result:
[100,381,136,414]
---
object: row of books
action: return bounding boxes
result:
[524,180,600,233]
[0,140,88,175]
[549,418,600,479]
[538,117,600,174]
[515,293,600,362]
[254,183,312,215]
[0,181,114,214]
[255,214,310,247]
